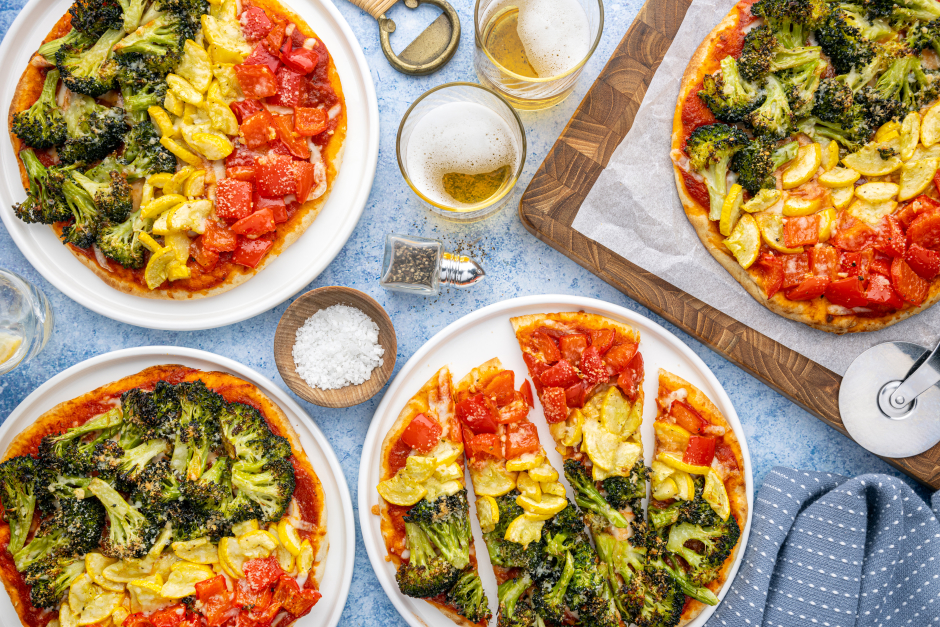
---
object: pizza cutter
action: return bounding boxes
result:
[347,0,460,75]
[840,338,940,458]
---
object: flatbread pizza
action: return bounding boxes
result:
[0,365,327,627]
[8,0,346,299]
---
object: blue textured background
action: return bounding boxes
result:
[0,0,934,623]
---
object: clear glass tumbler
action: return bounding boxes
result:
[0,269,54,375]
[474,0,604,110]
[397,82,527,221]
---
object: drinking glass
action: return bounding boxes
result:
[0,269,54,375]
[397,82,527,221]
[474,0,604,110]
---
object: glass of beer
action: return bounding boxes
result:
[397,82,527,221]
[474,0,604,110]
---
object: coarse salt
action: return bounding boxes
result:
[292,304,385,390]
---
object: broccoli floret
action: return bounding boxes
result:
[0,457,39,555]
[746,75,794,140]
[72,170,132,222]
[564,459,630,529]
[633,535,685,627]
[907,18,940,56]
[799,115,872,151]
[175,381,224,482]
[13,497,105,571]
[750,0,830,47]
[121,384,175,441]
[116,0,148,33]
[890,0,940,23]
[683,123,749,220]
[813,76,855,122]
[60,176,101,248]
[730,140,774,194]
[544,500,587,537]
[855,85,907,127]
[396,522,461,598]
[12,69,66,150]
[816,9,877,74]
[56,28,124,97]
[69,0,125,36]
[872,55,938,113]
[132,459,182,512]
[782,58,827,116]
[699,56,765,122]
[666,516,741,588]
[531,550,575,624]
[738,25,776,82]
[447,572,491,623]
[119,69,168,121]
[769,45,822,74]
[38,29,94,64]
[87,477,158,559]
[497,574,535,627]
[113,13,190,75]
[566,540,613,621]
[219,402,278,464]
[13,149,72,225]
[594,532,647,622]
[97,209,150,269]
[182,456,231,509]
[91,438,167,489]
[230,457,295,522]
[404,491,471,571]
[838,3,893,40]
[24,554,86,609]
[59,94,126,165]
[38,408,123,472]
[602,461,648,512]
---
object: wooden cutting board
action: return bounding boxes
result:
[517,0,940,488]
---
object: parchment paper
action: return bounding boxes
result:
[571,0,940,375]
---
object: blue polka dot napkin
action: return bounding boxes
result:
[710,467,940,626]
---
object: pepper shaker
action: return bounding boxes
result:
[379,234,485,295]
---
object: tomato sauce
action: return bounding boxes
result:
[681,171,711,208]
[388,438,412,476]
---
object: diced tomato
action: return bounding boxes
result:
[286,199,301,221]
[782,252,810,289]
[225,142,261,182]
[243,557,284,592]
[558,333,588,362]
[294,106,329,136]
[294,160,316,202]
[190,237,219,271]
[270,114,309,159]
[234,63,278,98]
[825,276,868,308]
[891,257,929,305]
[254,193,288,223]
[519,380,533,407]
[234,577,273,612]
[179,611,206,627]
[831,212,877,251]
[123,614,155,627]
[874,215,907,258]
[714,441,738,470]
[240,7,273,40]
[498,397,529,423]
[540,359,581,388]
[505,421,540,459]
[150,605,186,627]
[565,381,588,408]
[683,435,716,467]
[865,273,904,309]
[230,99,264,124]
[579,346,609,385]
[195,576,231,627]
[255,154,296,197]
[898,195,940,229]
[840,249,872,278]
[231,207,276,237]
[530,331,561,364]
[603,341,638,374]
[272,575,299,611]
[456,394,498,434]
[267,139,293,157]
[467,432,502,459]
[226,166,255,182]
[784,215,820,248]
[670,401,705,434]
[281,46,319,74]
[243,42,281,75]
[617,352,644,401]
[871,252,893,277]
[809,244,839,280]
[273,575,320,617]
[265,22,285,53]
[269,67,302,107]
[216,179,253,223]
[401,413,441,453]
[756,252,784,298]
[785,275,829,300]
[522,353,550,394]
[906,243,940,279]
[484,370,515,406]
[587,328,615,354]
[541,387,568,423]
[240,110,275,149]
[202,219,238,253]
[233,235,274,268]
[908,211,940,251]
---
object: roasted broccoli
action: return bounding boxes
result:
[666,516,741,587]
[698,56,765,122]
[396,521,461,598]
[113,14,187,75]
[531,550,575,624]
[219,402,279,464]
[59,175,102,248]
[116,0,147,33]
[0,456,39,555]
[96,209,150,269]
[746,75,793,140]
[497,574,536,627]
[230,457,295,522]
[838,3,893,40]
[404,491,471,571]
[602,461,648,512]
[120,122,176,180]
[24,554,86,608]
[131,458,182,512]
[750,0,830,48]
[484,492,540,569]
[890,0,940,24]
[13,497,105,571]
[738,25,776,82]
[56,28,124,97]
[38,407,123,472]
[683,123,749,220]
[69,0,125,36]
[59,94,126,165]
[564,459,630,529]
[782,58,827,116]
[816,8,877,74]
[906,18,940,56]
[812,76,856,123]
[71,170,132,222]
[91,438,167,489]
[594,532,647,622]
[872,54,938,112]
[87,477,158,559]
[447,572,491,623]
[12,69,66,150]
[119,69,168,120]
[174,381,224,482]
[13,149,71,225]
[38,29,94,64]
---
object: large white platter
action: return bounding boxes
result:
[0,0,378,330]
[0,347,355,627]
[359,295,753,627]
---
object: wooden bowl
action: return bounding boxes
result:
[274,286,397,408]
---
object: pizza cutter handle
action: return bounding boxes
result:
[888,338,940,409]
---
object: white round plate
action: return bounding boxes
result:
[359,295,753,627]
[0,0,378,330]
[0,347,355,627]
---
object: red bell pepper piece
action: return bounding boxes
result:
[233,235,274,268]
[234,63,278,98]
[400,413,442,453]
[294,107,329,136]
[683,435,716,467]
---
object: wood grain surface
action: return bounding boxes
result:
[274,286,397,408]
[517,0,940,487]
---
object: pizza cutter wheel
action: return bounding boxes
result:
[347,0,460,75]
[840,339,940,458]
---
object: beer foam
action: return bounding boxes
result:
[516,0,590,78]
[406,102,518,208]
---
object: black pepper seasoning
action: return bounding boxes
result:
[379,234,486,295]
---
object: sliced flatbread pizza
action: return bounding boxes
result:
[375,367,491,627]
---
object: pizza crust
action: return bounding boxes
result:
[7,0,347,300]
[671,4,940,333]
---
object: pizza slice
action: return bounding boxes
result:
[375,367,491,627]
[648,369,747,625]
[454,358,621,627]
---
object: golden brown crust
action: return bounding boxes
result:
[8,0,347,300]
[671,5,940,333]
[655,369,747,626]
[509,312,639,345]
